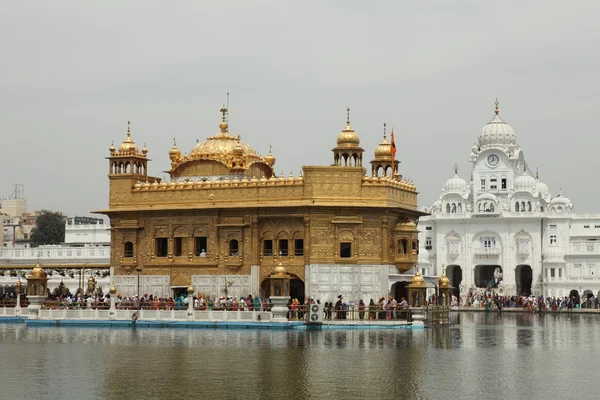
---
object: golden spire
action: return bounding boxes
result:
[346,106,351,127]
[454,163,458,174]
[494,98,499,115]
[218,106,229,134]
[109,141,115,154]
[169,136,181,161]
[127,120,131,137]
[142,141,148,155]
[383,122,387,140]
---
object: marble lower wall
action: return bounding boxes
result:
[305,264,390,305]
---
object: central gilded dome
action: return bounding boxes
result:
[191,107,261,161]
[169,106,274,179]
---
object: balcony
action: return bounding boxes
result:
[473,247,501,258]
[516,248,530,258]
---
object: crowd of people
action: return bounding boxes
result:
[460,291,599,312]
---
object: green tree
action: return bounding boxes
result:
[30,210,66,247]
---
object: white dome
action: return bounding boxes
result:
[550,194,571,206]
[536,179,549,196]
[543,243,565,262]
[514,173,536,192]
[444,173,468,193]
[478,108,516,148]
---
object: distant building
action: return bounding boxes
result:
[418,102,600,302]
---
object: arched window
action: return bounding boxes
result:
[528,201,532,211]
[124,242,134,258]
[515,202,520,212]
[451,203,456,213]
[446,203,451,213]
[412,240,417,254]
[229,239,239,256]
[457,203,463,213]
[490,203,495,212]
[399,239,408,255]
[521,201,526,212]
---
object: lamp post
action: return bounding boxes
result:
[136,266,142,297]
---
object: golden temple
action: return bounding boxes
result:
[98,106,422,302]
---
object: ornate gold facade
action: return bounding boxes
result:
[98,108,423,289]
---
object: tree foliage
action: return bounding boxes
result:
[30,210,66,247]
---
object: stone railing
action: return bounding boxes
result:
[472,247,501,257]
[0,246,110,263]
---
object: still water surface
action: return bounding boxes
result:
[0,313,598,399]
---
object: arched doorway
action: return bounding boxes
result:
[392,281,409,301]
[260,275,305,303]
[474,265,501,288]
[446,265,462,298]
[516,265,533,296]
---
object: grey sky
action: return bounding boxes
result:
[2,1,599,216]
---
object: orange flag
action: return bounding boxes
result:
[391,130,397,176]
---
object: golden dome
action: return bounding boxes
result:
[336,107,360,146]
[374,124,393,159]
[264,145,276,166]
[411,270,425,285]
[189,107,264,166]
[169,138,181,161]
[109,141,115,154]
[439,272,450,288]
[31,262,45,278]
[187,285,195,295]
[271,261,291,278]
[110,285,117,295]
[118,121,139,154]
[142,142,148,155]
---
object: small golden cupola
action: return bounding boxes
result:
[370,123,399,178]
[107,121,149,178]
[264,145,276,167]
[332,107,364,167]
[118,121,139,154]
[169,138,181,167]
[168,106,274,179]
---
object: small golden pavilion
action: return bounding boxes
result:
[98,106,423,302]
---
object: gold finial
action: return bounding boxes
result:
[218,106,229,132]
[494,98,499,115]
[173,137,177,147]
[454,163,458,174]
[346,106,350,126]
[383,123,387,139]
[269,144,272,153]
[127,120,131,137]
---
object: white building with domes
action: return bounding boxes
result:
[418,101,600,302]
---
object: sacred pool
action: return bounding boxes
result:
[0,313,596,399]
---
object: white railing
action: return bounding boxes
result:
[15,308,272,322]
[569,243,600,254]
[0,246,110,261]
[473,247,501,256]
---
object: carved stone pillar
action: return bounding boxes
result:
[381,216,389,264]
[304,216,310,265]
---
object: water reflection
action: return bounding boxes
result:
[1,313,599,399]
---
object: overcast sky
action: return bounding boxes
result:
[1,1,599,217]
